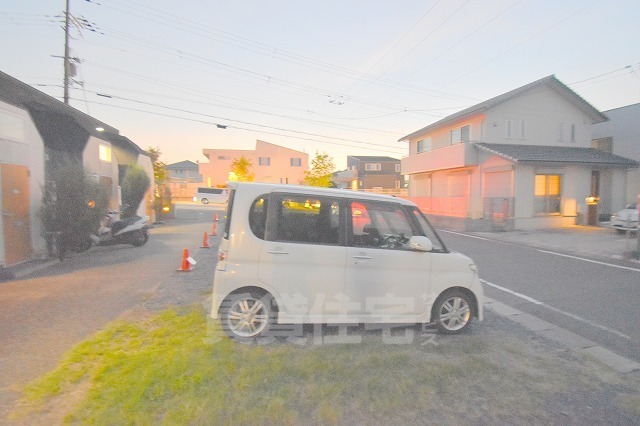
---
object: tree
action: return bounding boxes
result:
[40,164,110,254]
[230,156,254,182]
[304,152,335,187]
[145,147,172,219]
[146,147,168,183]
[121,164,151,217]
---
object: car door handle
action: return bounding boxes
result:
[353,255,372,260]
[267,250,289,255]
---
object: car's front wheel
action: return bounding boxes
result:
[220,292,275,341]
[201,198,209,204]
[433,289,473,334]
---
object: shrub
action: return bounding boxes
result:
[41,164,110,251]
[121,165,151,217]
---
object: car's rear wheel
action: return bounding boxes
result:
[433,289,473,334]
[201,198,209,204]
[220,292,275,341]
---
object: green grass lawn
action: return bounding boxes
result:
[12,306,640,424]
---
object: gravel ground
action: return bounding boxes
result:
[4,218,640,424]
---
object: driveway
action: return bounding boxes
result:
[0,210,222,422]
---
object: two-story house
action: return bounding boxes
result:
[199,140,308,187]
[399,75,638,231]
[0,70,153,267]
[346,156,403,192]
[592,103,640,213]
[166,160,202,183]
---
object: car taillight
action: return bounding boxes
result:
[217,249,227,271]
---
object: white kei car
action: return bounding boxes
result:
[211,182,484,342]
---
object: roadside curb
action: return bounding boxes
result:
[485,297,640,374]
[4,259,60,281]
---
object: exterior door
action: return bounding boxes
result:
[1,164,32,265]
[258,193,347,321]
[345,200,431,320]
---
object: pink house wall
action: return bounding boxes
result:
[199,140,308,187]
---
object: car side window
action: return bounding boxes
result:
[349,201,414,249]
[248,195,268,240]
[267,195,341,245]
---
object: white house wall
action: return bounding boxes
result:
[486,86,593,148]
[410,115,486,153]
[83,136,120,210]
[592,104,640,208]
[0,100,46,263]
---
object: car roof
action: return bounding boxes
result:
[227,181,414,205]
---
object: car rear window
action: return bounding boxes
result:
[223,189,235,239]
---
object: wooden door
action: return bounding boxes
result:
[1,164,32,265]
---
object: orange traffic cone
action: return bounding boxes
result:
[201,232,211,248]
[210,222,218,236]
[177,248,192,272]
[213,213,219,222]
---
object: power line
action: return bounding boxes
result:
[347,0,473,103]
[439,0,603,89]
[70,95,406,154]
[340,0,442,98]
[83,0,477,102]
[568,65,635,85]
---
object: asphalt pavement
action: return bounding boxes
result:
[440,223,640,373]
[464,223,640,264]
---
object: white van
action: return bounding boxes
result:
[211,182,483,341]
[193,187,228,204]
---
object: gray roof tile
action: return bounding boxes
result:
[475,143,638,167]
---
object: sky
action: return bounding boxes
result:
[1,0,639,170]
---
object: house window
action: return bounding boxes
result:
[395,180,400,189]
[259,157,270,166]
[0,111,26,141]
[450,128,461,144]
[505,120,513,138]
[218,155,231,160]
[290,157,302,167]
[417,137,431,153]
[558,123,565,142]
[365,163,381,171]
[570,124,576,143]
[395,164,400,173]
[99,144,111,162]
[534,174,561,214]
[519,121,527,139]
[461,125,470,143]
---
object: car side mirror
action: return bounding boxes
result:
[408,236,433,252]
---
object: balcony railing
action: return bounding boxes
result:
[401,142,478,175]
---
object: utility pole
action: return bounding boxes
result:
[63,0,71,104]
